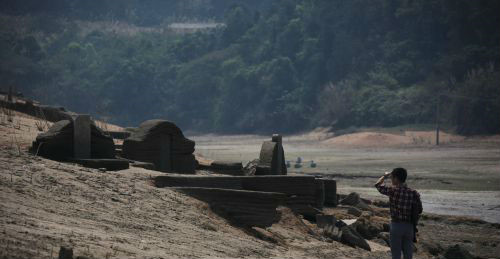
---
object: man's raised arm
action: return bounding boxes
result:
[375,171,391,195]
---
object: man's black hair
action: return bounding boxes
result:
[391,167,407,183]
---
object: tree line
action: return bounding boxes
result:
[1,0,499,135]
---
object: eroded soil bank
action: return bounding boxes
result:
[1,112,499,258]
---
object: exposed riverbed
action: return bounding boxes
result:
[192,133,500,223]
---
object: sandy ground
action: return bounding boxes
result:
[0,110,390,259]
[322,131,469,147]
[1,110,500,259]
[191,130,500,223]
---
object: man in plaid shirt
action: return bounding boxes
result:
[375,168,422,259]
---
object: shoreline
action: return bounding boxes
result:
[338,186,500,224]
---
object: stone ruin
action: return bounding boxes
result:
[24,110,373,250]
[323,178,338,206]
[122,119,197,174]
[31,115,114,160]
[255,134,287,175]
[30,115,129,171]
[154,175,337,226]
[196,134,287,176]
[176,187,285,228]
[29,116,195,173]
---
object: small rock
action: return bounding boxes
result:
[98,168,107,172]
[444,244,474,259]
[360,211,373,217]
[354,219,382,240]
[340,225,371,251]
[341,192,371,211]
[243,159,259,176]
[421,241,444,256]
[373,200,389,208]
[58,246,73,259]
[383,223,390,232]
[324,224,341,241]
[251,227,279,244]
[340,219,357,226]
[355,200,372,211]
[378,232,390,246]
[347,207,362,217]
[316,214,336,228]
[340,192,360,206]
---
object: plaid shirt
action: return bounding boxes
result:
[375,183,422,223]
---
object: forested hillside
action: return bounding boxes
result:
[1,0,499,135]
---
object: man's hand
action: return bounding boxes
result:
[375,171,391,186]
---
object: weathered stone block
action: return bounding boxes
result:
[72,115,91,159]
[256,140,286,175]
[174,187,286,227]
[154,175,320,217]
[205,161,244,176]
[315,179,325,209]
[323,179,337,206]
[340,225,371,251]
[316,214,337,228]
[58,246,73,259]
[30,120,115,161]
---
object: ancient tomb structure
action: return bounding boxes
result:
[323,179,338,206]
[256,134,287,175]
[203,161,244,175]
[31,117,115,161]
[175,187,285,227]
[122,119,196,174]
[154,175,325,221]
[73,114,91,159]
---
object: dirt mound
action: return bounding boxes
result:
[323,132,412,147]
[322,131,466,147]
[286,127,335,142]
[405,131,465,144]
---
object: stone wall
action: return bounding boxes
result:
[174,187,286,227]
[154,175,325,217]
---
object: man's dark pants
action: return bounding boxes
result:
[390,222,414,259]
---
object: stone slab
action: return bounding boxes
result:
[323,179,338,206]
[154,175,321,217]
[72,115,91,159]
[316,214,337,228]
[72,159,129,171]
[257,141,286,175]
[173,187,286,227]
